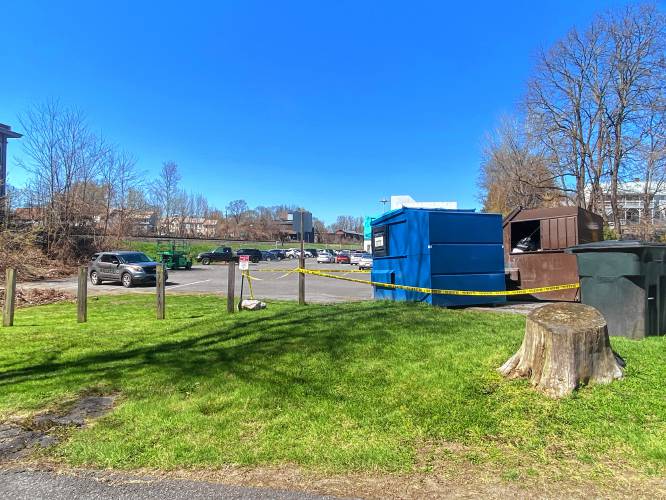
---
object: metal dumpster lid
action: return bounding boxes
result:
[566,240,666,252]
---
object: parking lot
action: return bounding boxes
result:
[21,259,374,303]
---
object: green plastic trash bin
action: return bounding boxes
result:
[567,240,666,339]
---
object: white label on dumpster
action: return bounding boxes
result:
[239,255,250,270]
[374,235,384,249]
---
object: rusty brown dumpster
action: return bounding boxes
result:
[503,207,603,301]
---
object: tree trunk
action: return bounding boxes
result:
[499,303,623,398]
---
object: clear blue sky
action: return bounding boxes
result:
[1,0,630,223]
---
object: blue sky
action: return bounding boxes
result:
[1,0,630,223]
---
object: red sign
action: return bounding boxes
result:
[239,254,250,270]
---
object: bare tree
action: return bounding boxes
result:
[479,117,563,214]
[225,199,249,225]
[604,4,666,232]
[150,161,181,235]
[516,4,666,235]
[18,100,109,258]
[526,17,610,211]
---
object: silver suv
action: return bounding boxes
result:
[89,251,167,288]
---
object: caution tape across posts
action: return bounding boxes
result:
[294,268,579,297]
[255,268,370,273]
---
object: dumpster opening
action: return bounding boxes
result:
[503,206,603,302]
[510,220,541,253]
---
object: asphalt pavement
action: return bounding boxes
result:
[20,259,374,303]
[0,469,340,500]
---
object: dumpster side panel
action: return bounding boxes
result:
[503,207,602,302]
[576,252,642,277]
[372,209,432,304]
[579,276,646,339]
[429,212,502,244]
[569,241,666,338]
[429,211,505,307]
[372,208,504,307]
[507,252,580,301]
[431,273,506,307]
[372,257,432,303]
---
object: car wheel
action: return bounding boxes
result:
[90,271,101,285]
[202,257,211,265]
[121,272,133,288]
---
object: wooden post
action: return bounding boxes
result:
[156,264,165,320]
[227,261,235,314]
[299,210,305,305]
[2,268,16,327]
[77,266,87,323]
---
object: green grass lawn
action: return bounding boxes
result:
[0,295,664,480]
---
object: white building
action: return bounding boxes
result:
[390,195,458,211]
[363,195,459,251]
[602,181,666,228]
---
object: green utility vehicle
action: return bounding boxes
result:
[156,240,193,270]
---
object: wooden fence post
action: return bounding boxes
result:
[77,266,87,323]
[2,268,16,327]
[156,264,166,320]
[227,261,235,314]
[298,211,306,305]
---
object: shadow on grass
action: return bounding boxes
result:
[0,301,402,404]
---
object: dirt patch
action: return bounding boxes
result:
[9,462,663,499]
[0,231,75,283]
[0,288,75,309]
[0,395,117,462]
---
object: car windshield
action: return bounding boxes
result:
[362,254,372,258]
[121,252,152,263]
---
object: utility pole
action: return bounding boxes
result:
[379,198,389,212]
[299,209,305,305]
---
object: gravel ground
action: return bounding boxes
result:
[19,259,551,313]
[20,260,373,303]
[0,469,341,500]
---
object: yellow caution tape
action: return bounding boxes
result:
[243,270,255,300]
[255,268,371,273]
[295,268,579,297]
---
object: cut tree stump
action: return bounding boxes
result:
[498,302,623,398]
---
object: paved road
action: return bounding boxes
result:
[21,260,374,303]
[0,469,339,500]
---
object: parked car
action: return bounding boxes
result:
[267,249,286,260]
[236,248,262,263]
[89,251,167,288]
[335,252,351,264]
[350,251,364,266]
[285,248,299,259]
[305,248,319,257]
[261,250,279,261]
[316,251,335,264]
[288,249,313,259]
[196,246,234,265]
[358,253,373,270]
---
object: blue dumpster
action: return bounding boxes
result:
[370,207,506,307]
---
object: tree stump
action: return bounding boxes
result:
[499,302,623,398]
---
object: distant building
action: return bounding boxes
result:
[390,195,457,211]
[276,210,314,243]
[0,124,22,219]
[160,216,219,238]
[602,181,666,229]
[12,207,45,226]
[333,229,363,243]
[363,195,458,251]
